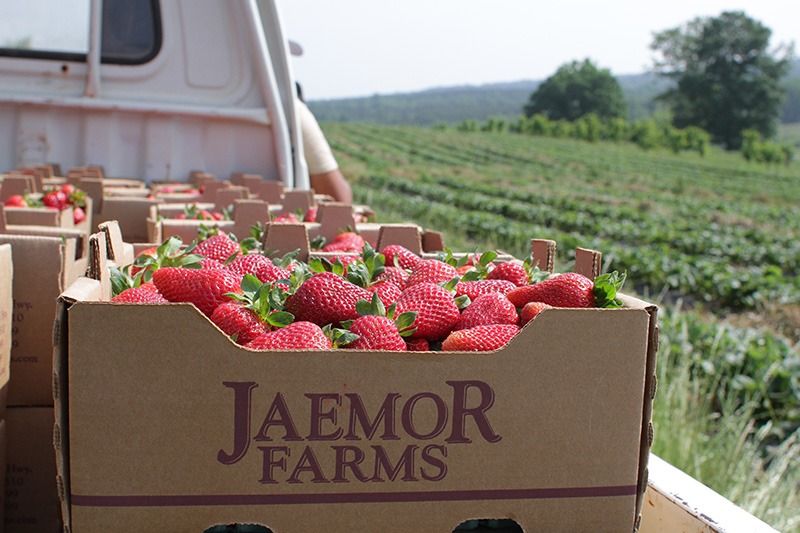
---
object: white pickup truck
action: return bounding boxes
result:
[0,0,307,189]
[0,2,781,532]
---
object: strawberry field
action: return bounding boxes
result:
[324,122,800,531]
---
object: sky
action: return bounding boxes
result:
[279,0,799,101]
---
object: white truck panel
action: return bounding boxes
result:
[0,0,299,185]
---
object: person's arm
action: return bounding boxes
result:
[310,168,352,204]
[297,100,352,203]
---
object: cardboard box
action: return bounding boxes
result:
[0,417,6,528]
[0,244,11,418]
[4,407,62,532]
[53,232,658,532]
[0,230,88,407]
[2,197,93,234]
[76,177,161,243]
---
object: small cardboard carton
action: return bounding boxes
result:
[0,417,5,527]
[0,221,131,407]
[0,229,88,407]
[76,178,161,243]
[4,406,62,532]
[53,231,658,532]
[0,244,12,418]
[2,197,93,235]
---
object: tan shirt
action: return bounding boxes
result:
[297,100,339,175]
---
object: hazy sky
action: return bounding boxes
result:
[280,1,798,101]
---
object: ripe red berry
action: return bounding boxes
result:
[4,194,27,208]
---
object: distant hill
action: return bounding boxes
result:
[309,60,800,126]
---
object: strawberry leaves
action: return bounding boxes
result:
[594,271,627,308]
[133,236,204,284]
[226,274,295,328]
[350,292,418,337]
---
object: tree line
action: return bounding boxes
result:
[517,11,795,163]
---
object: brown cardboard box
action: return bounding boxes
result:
[0,229,89,407]
[2,197,93,234]
[0,417,6,528]
[4,407,62,532]
[77,178,161,243]
[53,232,658,532]
[0,244,11,418]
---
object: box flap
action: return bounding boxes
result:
[263,223,310,262]
[376,224,423,254]
[316,203,356,242]
[281,189,314,214]
[0,243,12,417]
[0,233,86,406]
[254,180,284,203]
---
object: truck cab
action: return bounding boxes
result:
[0,0,307,187]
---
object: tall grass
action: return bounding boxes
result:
[653,303,800,532]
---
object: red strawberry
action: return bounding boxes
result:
[194,234,241,262]
[323,232,365,253]
[60,183,75,195]
[272,212,301,224]
[210,302,270,345]
[406,338,430,351]
[72,206,87,225]
[111,286,168,303]
[406,259,458,288]
[304,207,318,222]
[227,254,282,282]
[375,266,410,288]
[442,324,520,352]
[348,315,408,351]
[200,258,225,270]
[4,194,27,207]
[42,190,68,210]
[245,321,332,350]
[455,279,516,300]
[521,301,553,325]
[152,267,242,316]
[380,244,421,270]
[285,271,371,327]
[455,292,518,330]
[395,282,460,341]
[487,261,529,287]
[507,272,595,308]
[370,280,402,307]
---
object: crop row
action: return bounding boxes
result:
[354,176,799,310]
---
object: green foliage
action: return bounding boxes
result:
[524,58,627,121]
[307,60,799,129]
[653,306,800,533]
[329,122,800,532]
[651,11,793,149]
[742,129,796,165]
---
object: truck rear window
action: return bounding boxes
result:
[0,0,161,65]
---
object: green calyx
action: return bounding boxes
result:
[594,271,627,308]
[459,250,499,281]
[322,324,359,348]
[525,255,550,284]
[132,236,204,284]
[351,293,418,337]
[225,274,295,328]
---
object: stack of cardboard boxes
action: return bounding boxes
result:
[0,221,91,532]
[3,166,659,531]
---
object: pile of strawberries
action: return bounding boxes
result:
[170,203,230,221]
[270,208,369,225]
[111,231,625,352]
[4,184,88,225]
